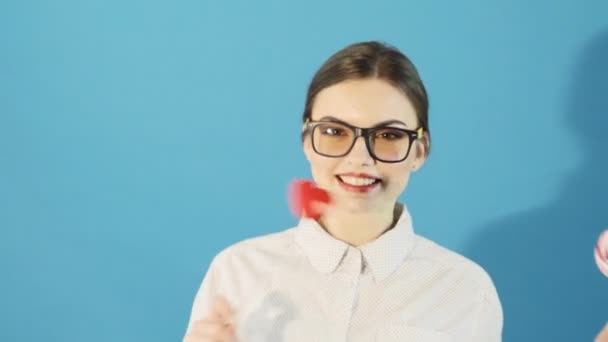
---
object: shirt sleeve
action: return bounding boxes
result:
[184,254,222,336]
[471,283,504,342]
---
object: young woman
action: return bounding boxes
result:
[183,41,503,342]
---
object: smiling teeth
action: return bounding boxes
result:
[340,176,377,186]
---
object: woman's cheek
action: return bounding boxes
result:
[383,170,411,198]
[310,159,336,189]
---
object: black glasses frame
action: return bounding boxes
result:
[304,119,424,163]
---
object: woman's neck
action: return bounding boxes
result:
[319,203,399,247]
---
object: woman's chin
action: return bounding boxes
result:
[331,194,387,213]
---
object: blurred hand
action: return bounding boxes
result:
[595,230,608,277]
[596,323,608,342]
[184,296,238,342]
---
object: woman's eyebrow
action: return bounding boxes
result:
[317,116,408,128]
[371,120,408,128]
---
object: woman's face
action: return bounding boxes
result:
[303,78,426,213]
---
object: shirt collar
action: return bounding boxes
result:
[293,203,416,282]
[293,216,350,274]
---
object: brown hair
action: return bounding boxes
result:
[301,41,431,155]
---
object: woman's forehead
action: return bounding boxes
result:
[311,79,418,128]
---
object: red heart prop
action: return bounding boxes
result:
[287,179,331,220]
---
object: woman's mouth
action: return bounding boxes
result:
[335,174,382,193]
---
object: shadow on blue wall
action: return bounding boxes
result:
[465,29,608,341]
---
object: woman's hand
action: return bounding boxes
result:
[594,232,608,341]
[184,296,238,342]
[596,323,608,342]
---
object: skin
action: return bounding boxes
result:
[304,78,428,246]
[597,323,608,342]
[183,296,237,342]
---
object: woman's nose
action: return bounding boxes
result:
[344,137,375,165]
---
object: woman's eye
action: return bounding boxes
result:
[376,130,406,140]
[321,127,345,135]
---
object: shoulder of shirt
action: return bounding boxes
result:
[411,233,497,290]
[207,226,298,267]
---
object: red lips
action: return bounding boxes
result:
[287,179,331,220]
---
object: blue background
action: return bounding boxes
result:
[1,1,607,341]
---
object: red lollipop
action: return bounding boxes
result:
[288,179,331,220]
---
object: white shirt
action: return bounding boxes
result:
[185,204,503,341]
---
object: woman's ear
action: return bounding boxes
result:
[303,137,313,163]
[411,134,429,172]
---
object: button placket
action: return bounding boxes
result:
[339,247,363,341]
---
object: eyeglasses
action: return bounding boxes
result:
[303,118,424,163]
